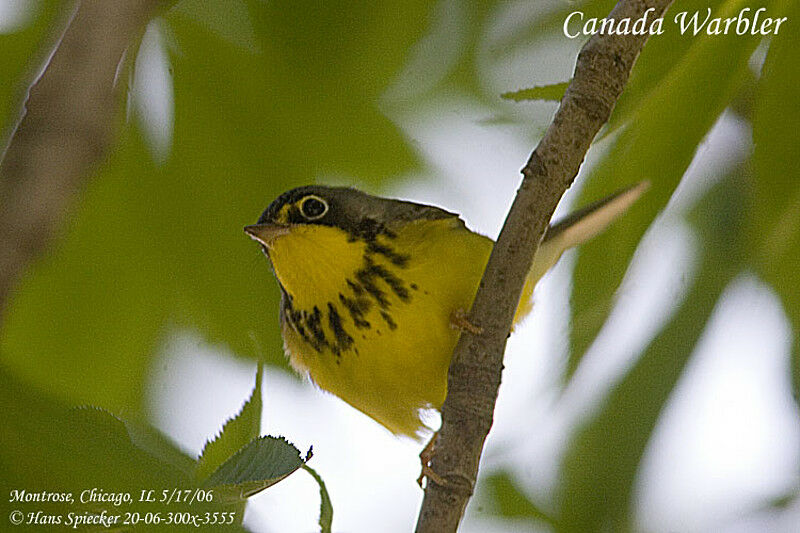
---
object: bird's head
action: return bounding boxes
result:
[244,185,457,251]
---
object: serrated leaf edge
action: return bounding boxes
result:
[196,363,263,477]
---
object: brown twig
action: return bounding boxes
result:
[0,0,164,318]
[415,0,674,531]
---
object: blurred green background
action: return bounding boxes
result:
[1,0,798,531]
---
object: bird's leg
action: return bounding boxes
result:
[417,431,446,488]
[450,308,483,335]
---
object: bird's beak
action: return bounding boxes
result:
[244,223,291,248]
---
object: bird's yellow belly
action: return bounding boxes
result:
[283,276,478,437]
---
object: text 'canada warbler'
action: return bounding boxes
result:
[245,183,646,438]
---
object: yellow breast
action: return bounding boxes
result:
[268,217,531,438]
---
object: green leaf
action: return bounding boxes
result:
[480,471,555,526]
[501,82,568,102]
[196,364,263,481]
[303,464,334,533]
[202,436,306,503]
[566,0,763,380]
[750,0,800,405]
[558,174,747,532]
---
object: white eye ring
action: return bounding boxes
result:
[299,195,328,220]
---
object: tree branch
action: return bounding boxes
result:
[0,0,164,318]
[415,1,674,530]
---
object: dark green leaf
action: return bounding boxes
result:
[501,82,568,102]
[0,379,249,528]
[567,0,762,380]
[202,436,305,503]
[0,367,190,520]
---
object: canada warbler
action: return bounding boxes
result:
[245,183,646,438]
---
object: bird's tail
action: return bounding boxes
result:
[514,181,649,323]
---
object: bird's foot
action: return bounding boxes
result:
[417,463,447,488]
[449,309,483,335]
[417,431,446,488]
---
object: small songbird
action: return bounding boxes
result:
[245,183,646,439]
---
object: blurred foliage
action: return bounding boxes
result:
[751,0,800,400]
[481,471,556,527]
[559,170,748,532]
[486,0,799,531]
[1,0,436,414]
[1,0,799,531]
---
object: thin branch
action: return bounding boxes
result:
[415,1,674,531]
[0,0,164,318]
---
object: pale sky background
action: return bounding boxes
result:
[3,1,799,532]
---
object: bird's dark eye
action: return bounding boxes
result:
[299,195,328,220]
